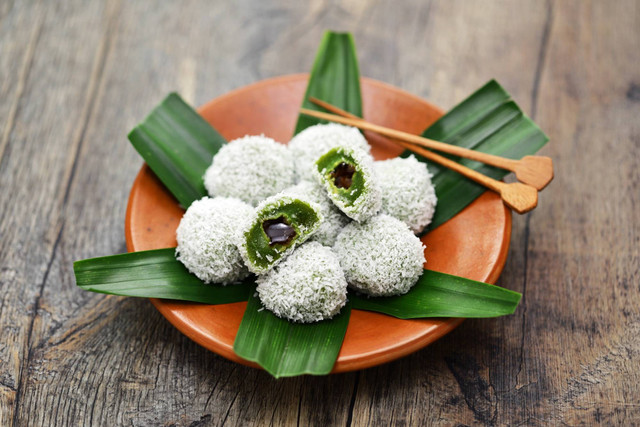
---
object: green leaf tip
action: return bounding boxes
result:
[233,293,351,378]
[351,269,522,319]
[128,92,227,208]
[74,249,252,304]
[294,31,362,134]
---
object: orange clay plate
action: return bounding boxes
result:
[125,74,512,373]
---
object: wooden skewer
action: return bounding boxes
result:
[307,97,553,190]
[301,101,538,214]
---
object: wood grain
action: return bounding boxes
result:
[1,0,638,425]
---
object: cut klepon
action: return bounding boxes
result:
[314,145,381,222]
[238,193,323,274]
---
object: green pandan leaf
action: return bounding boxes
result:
[351,270,522,319]
[128,93,226,208]
[74,249,252,304]
[294,31,362,134]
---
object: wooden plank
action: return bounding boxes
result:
[0,2,43,422]
[515,0,640,423]
[0,1,108,426]
[0,1,42,166]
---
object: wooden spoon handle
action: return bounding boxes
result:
[303,100,553,190]
[302,101,538,214]
[394,139,537,213]
[302,106,517,165]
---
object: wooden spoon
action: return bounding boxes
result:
[307,97,554,190]
[301,104,538,214]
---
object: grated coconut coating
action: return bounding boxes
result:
[204,135,295,206]
[288,123,370,182]
[333,214,425,297]
[238,192,323,274]
[176,197,254,285]
[374,155,438,234]
[314,145,381,222]
[256,242,348,323]
[283,181,351,246]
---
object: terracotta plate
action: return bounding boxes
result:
[125,74,511,373]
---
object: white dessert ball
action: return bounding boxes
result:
[333,214,425,296]
[288,123,370,181]
[204,135,295,206]
[237,191,323,275]
[313,144,381,222]
[256,242,348,323]
[176,197,254,284]
[374,155,437,234]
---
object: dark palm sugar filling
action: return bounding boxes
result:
[262,216,296,246]
[330,162,356,189]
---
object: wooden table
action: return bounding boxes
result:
[1,1,638,425]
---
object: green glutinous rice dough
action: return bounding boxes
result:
[176,197,254,285]
[288,123,371,182]
[282,180,351,246]
[239,192,323,274]
[314,145,381,222]
[257,241,348,323]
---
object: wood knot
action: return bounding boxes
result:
[626,83,640,102]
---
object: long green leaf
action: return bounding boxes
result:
[294,31,362,134]
[128,93,226,208]
[407,80,549,229]
[234,293,352,378]
[351,270,521,318]
[74,249,252,304]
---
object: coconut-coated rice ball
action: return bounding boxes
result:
[288,123,370,181]
[204,135,295,206]
[237,191,323,274]
[176,197,253,285]
[374,155,437,234]
[283,181,351,246]
[333,214,425,297]
[314,145,381,222]
[256,242,348,323]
